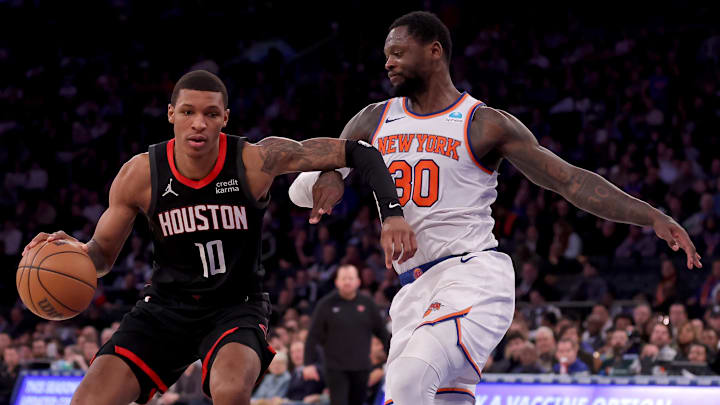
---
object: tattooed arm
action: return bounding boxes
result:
[470,107,701,269]
[244,135,417,267]
[288,102,387,222]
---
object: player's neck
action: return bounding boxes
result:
[405,73,461,115]
[173,142,220,180]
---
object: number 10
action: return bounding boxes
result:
[194,240,226,278]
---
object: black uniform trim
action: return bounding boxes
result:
[147,144,159,217]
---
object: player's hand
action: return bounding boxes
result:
[309,171,344,224]
[22,231,88,257]
[302,364,320,381]
[380,216,418,269]
[651,213,702,269]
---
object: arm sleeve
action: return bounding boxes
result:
[288,169,352,208]
[304,301,328,365]
[344,140,402,220]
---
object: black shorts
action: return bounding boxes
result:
[95,285,275,404]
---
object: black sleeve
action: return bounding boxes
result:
[304,299,328,365]
[344,140,403,221]
[366,297,391,353]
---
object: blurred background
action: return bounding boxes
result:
[1,1,720,404]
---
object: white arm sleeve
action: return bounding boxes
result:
[288,168,352,208]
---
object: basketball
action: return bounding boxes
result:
[16,239,97,321]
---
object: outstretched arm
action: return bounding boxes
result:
[470,107,701,269]
[288,102,387,221]
[245,135,417,267]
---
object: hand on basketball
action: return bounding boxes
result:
[381,216,417,269]
[652,213,702,269]
[309,171,344,224]
[302,364,320,381]
[22,231,88,257]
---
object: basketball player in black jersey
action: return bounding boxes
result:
[22,70,417,405]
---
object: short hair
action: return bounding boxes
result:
[390,11,452,64]
[170,70,228,108]
[558,338,578,350]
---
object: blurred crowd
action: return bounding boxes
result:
[1,1,720,403]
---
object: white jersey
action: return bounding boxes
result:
[371,92,498,273]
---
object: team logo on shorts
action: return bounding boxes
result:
[258,324,268,338]
[413,268,423,279]
[424,302,443,317]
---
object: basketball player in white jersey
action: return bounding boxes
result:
[289,11,702,405]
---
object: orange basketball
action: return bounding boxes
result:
[16,239,97,321]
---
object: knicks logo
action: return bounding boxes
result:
[413,268,422,279]
[424,302,442,317]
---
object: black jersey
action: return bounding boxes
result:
[146,133,268,297]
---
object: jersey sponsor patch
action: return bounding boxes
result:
[215,178,240,194]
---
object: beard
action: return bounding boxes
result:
[391,73,426,97]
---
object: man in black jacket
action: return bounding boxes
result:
[304,264,390,405]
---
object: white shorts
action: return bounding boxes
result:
[385,250,515,401]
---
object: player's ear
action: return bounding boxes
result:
[168,104,175,124]
[223,109,230,128]
[430,41,443,62]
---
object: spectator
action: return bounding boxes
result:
[0,346,21,403]
[599,329,637,376]
[487,332,526,373]
[366,336,387,405]
[534,326,556,372]
[558,325,595,370]
[615,226,657,259]
[700,328,719,356]
[675,322,698,360]
[568,260,608,302]
[513,342,544,374]
[632,303,652,341]
[285,341,325,404]
[252,351,291,403]
[553,338,590,375]
[669,303,689,334]
[649,323,677,361]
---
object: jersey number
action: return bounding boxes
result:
[388,160,439,207]
[194,240,227,278]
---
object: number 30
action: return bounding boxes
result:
[388,160,439,207]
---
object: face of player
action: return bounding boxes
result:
[168,89,229,158]
[384,26,433,97]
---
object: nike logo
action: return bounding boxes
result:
[460,256,476,263]
[385,116,405,124]
[389,203,401,209]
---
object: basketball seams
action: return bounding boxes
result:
[17,266,96,291]
[35,270,81,314]
[25,241,50,315]
[36,250,92,268]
